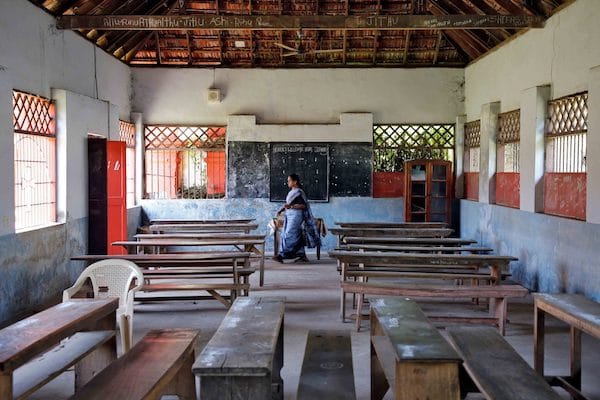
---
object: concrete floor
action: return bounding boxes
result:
[32,255,600,399]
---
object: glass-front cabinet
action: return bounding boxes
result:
[404,160,453,223]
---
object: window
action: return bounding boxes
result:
[463,120,480,201]
[543,92,588,220]
[373,124,455,172]
[13,90,56,230]
[496,110,521,208]
[497,110,520,173]
[119,120,136,207]
[144,126,226,199]
[545,92,587,173]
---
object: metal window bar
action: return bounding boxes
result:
[497,110,521,173]
[12,91,56,230]
[144,125,226,199]
[546,92,588,173]
[373,124,455,172]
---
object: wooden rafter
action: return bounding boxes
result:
[56,14,546,31]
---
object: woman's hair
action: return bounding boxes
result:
[289,173,302,188]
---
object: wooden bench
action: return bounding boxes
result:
[370,297,462,400]
[330,228,454,242]
[193,297,285,400]
[447,326,562,400]
[297,330,355,400]
[70,329,198,400]
[335,221,447,229]
[344,236,477,246]
[139,282,250,307]
[534,293,600,400]
[149,223,258,234]
[342,281,529,334]
[149,218,255,224]
[0,299,118,400]
[340,244,493,254]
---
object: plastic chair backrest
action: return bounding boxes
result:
[78,259,144,308]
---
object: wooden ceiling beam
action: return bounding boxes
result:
[54,0,81,15]
[56,13,546,31]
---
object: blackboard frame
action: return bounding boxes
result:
[269,142,330,203]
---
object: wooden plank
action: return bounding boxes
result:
[72,252,252,262]
[150,218,255,224]
[447,326,563,400]
[135,233,265,240]
[142,283,248,291]
[341,244,493,253]
[330,228,453,238]
[534,293,600,338]
[71,329,198,400]
[149,223,258,231]
[345,270,496,281]
[336,222,447,228]
[114,239,264,247]
[329,250,517,265]
[13,331,114,400]
[371,297,461,363]
[297,330,355,400]
[193,297,285,375]
[0,299,118,372]
[56,14,545,31]
[344,237,476,245]
[342,281,528,298]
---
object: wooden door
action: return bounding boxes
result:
[107,141,127,255]
[404,160,452,223]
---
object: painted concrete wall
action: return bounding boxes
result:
[140,197,405,251]
[0,1,131,325]
[464,0,600,118]
[132,68,464,125]
[461,201,600,301]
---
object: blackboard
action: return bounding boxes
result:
[227,141,270,198]
[270,143,329,202]
[330,143,372,196]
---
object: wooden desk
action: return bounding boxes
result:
[114,237,266,286]
[272,218,325,260]
[330,228,453,242]
[150,218,255,225]
[340,244,493,254]
[0,299,118,400]
[72,253,253,305]
[344,236,477,246]
[336,222,447,229]
[370,297,461,400]
[149,223,258,234]
[534,293,600,400]
[193,297,285,400]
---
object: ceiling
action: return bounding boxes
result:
[31,0,570,68]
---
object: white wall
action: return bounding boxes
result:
[465,0,600,119]
[0,0,132,236]
[132,68,464,126]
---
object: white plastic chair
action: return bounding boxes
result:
[63,259,144,353]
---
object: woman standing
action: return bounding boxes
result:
[273,174,320,262]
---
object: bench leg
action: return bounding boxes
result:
[75,313,117,389]
[356,293,365,332]
[272,319,284,400]
[0,372,12,400]
[340,289,347,322]
[165,350,196,400]
[371,342,389,400]
[534,304,545,376]
[493,298,507,336]
[570,326,582,390]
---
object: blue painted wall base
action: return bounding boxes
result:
[460,200,600,301]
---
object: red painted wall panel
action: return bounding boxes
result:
[544,173,586,220]
[464,172,479,201]
[106,141,127,255]
[206,151,226,196]
[373,172,404,198]
[495,172,520,209]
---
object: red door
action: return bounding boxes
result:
[107,141,127,255]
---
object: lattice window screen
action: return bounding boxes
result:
[497,110,520,173]
[145,126,226,149]
[13,91,55,136]
[464,120,480,173]
[119,120,135,148]
[373,124,455,172]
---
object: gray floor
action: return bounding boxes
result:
[32,255,600,399]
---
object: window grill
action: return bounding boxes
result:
[144,125,226,199]
[373,124,455,172]
[497,110,520,173]
[12,91,56,230]
[545,92,588,173]
[464,120,480,173]
[120,120,136,207]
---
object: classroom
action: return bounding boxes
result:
[0,0,599,399]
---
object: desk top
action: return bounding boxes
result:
[193,297,284,376]
[113,239,265,247]
[344,237,476,245]
[0,299,118,372]
[534,293,600,338]
[330,228,453,238]
[336,222,447,229]
[134,233,265,240]
[72,252,253,262]
[149,223,258,231]
[150,219,255,225]
[329,250,517,265]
